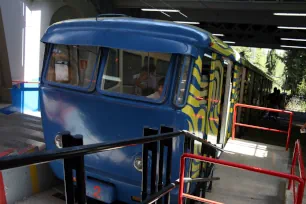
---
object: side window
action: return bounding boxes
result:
[46,45,99,89]
[144,56,154,67]
[101,49,171,101]
[122,51,142,86]
[174,56,192,105]
[103,49,119,89]
[201,54,212,106]
[156,59,169,77]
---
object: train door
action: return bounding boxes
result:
[219,58,233,146]
[237,67,248,136]
[205,53,224,145]
[244,70,255,124]
[226,64,243,139]
[201,53,211,139]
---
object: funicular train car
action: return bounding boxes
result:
[39,15,273,203]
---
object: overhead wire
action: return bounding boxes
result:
[140,0,171,17]
[159,0,188,18]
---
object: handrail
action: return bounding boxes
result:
[142,182,179,204]
[12,80,39,84]
[288,140,306,204]
[232,103,293,150]
[179,153,305,204]
[0,130,222,171]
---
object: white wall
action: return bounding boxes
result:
[0,0,97,81]
[0,0,25,81]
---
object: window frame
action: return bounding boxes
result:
[42,44,101,92]
[96,48,175,104]
[173,55,194,108]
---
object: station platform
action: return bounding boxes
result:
[206,138,290,204]
[0,109,57,204]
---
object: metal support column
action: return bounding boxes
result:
[237,67,246,123]
[62,132,86,204]
[157,126,173,204]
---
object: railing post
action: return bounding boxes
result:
[231,104,237,140]
[62,132,86,204]
[296,180,305,204]
[178,156,186,204]
[142,128,159,201]
[158,126,173,204]
[288,142,297,190]
[74,134,86,204]
[286,112,294,151]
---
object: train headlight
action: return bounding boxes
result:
[54,134,63,148]
[134,157,143,172]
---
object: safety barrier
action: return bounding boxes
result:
[0,130,222,204]
[179,153,305,204]
[232,103,293,150]
[288,140,306,204]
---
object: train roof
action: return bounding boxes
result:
[241,58,274,81]
[41,17,238,60]
[41,16,271,81]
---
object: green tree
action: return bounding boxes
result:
[281,50,306,94]
[266,49,277,75]
[233,46,265,71]
[253,48,265,71]
[298,79,306,97]
[233,46,252,60]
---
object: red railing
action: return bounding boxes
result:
[288,140,306,204]
[12,80,39,84]
[179,153,305,204]
[232,103,293,150]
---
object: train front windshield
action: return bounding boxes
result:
[45,45,192,102]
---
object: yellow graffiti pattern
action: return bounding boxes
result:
[182,56,206,178]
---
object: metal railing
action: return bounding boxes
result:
[12,80,39,85]
[232,103,293,150]
[288,140,306,204]
[179,153,305,204]
[0,130,222,203]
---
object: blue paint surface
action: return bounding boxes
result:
[5,83,41,116]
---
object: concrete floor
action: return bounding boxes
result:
[16,186,65,204]
[206,138,289,204]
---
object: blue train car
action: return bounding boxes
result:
[39,16,271,203]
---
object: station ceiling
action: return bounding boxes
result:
[93,0,306,50]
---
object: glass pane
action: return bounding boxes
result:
[103,49,119,90]
[175,56,191,105]
[144,56,154,67]
[101,49,171,100]
[123,51,142,86]
[46,45,99,89]
[156,59,169,77]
